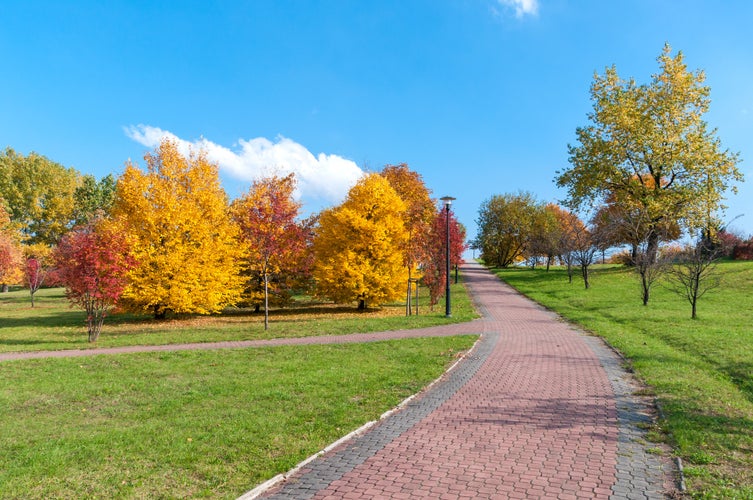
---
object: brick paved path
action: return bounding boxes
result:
[248,262,674,499]
[1,263,674,498]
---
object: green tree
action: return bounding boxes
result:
[556,44,742,266]
[476,192,539,268]
[313,173,408,310]
[0,147,81,244]
[73,173,116,225]
[526,203,562,270]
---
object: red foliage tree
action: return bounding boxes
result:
[53,220,135,342]
[733,241,753,260]
[422,207,466,310]
[231,174,313,329]
[24,257,45,307]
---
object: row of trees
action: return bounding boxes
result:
[475,194,598,286]
[477,45,744,319]
[1,140,466,340]
[0,147,116,245]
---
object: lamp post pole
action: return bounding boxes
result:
[440,196,455,318]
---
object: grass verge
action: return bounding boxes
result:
[491,261,753,498]
[0,336,477,498]
[0,279,477,353]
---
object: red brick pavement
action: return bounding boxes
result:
[261,262,622,499]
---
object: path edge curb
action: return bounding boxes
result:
[236,333,485,500]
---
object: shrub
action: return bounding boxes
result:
[732,241,753,261]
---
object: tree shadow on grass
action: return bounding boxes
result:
[0,312,83,330]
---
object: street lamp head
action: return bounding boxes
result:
[440,196,456,209]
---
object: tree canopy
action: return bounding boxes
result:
[231,173,313,328]
[0,202,23,290]
[556,44,742,261]
[422,206,466,309]
[54,218,136,341]
[73,173,116,226]
[381,163,435,273]
[0,147,81,245]
[476,192,539,268]
[112,139,244,318]
[313,173,409,309]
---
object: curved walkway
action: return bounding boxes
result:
[1,263,676,498]
[250,263,675,499]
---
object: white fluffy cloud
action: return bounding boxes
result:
[496,0,539,18]
[124,124,364,206]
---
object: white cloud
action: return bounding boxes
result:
[496,0,539,18]
[124,124,364,206]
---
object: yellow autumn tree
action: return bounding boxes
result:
[112,139,244,318]
[313,173,408,310]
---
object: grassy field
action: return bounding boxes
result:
[0,280,477,353]
[0,279,479,498]
[0,337,477,498]
[491,260,753,498]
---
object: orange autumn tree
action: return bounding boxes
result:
[313,173,408,310]
[112,139,244,319]
[0,202,23,292]
[231,173,313,330]
[381,163,435,314]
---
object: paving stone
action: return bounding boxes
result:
[251,263,677,499]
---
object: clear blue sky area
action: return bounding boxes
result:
[3,1,752,242]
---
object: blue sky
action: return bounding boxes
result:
[3,0,752,242]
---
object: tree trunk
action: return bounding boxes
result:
[88,315,105,342]
[1,283,8,293]
[358,298,366,310]
[263,272,269,331]
[154,305,168,320]
[641,272,650,306]
[406,271,412,317]
[690,272,700,319]
[582,265,590,289]
[646,230,660,266]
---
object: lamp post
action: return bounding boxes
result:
[440,196,455,318]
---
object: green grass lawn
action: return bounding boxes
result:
[0,280,477,353]
[0,337,477,498]
[491,260,753,498]
[0,279,478,498]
